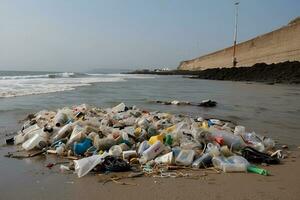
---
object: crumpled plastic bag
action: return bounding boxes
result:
[74,153,108,178]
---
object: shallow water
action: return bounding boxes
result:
[0,74,299,145]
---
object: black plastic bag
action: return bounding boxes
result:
[241,146,280,165]
[101,156,131,172]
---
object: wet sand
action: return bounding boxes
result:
[1,142,299,200]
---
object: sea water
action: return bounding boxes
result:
[0,70,299,146]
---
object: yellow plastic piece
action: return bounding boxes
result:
[165,125,176,133]
[134,127,142,137]
[202,121,209,129]
[148,134,164,145]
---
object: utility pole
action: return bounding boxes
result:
[232,2,239,67]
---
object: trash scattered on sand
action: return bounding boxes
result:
[5,103,286,180]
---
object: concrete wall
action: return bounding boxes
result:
[178,20,300,70]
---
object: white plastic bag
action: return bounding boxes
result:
[74,153,108,178]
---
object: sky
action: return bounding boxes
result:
[0,0,299,72]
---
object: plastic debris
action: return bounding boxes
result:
[8,102,284,179]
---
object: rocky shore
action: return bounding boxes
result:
[127,61,300,84]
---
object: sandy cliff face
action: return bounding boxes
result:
[178,19,300,70]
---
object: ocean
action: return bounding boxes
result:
[0,70,300,146]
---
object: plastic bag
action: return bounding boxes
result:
[74,154,107,178]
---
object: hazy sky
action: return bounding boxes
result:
[0,0,299,72]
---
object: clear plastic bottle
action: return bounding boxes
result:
[192,153,212,168]
[52,123,73,142]
[209,127,245,150]
[54,111,68,127]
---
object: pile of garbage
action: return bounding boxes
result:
[7,103,283,178]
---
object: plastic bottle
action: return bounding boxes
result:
[192,153,212,168]
[175,149,195,166]
[22,129,49,151]
[54,111,68,127]
[209,127,245,150]
[243,132,265,152]
[247,165,269,176]
[140,141,165,163]
[52,123,73,142]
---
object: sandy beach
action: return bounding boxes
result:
[1,142,299,200]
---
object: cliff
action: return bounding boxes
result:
[178,18,300,70]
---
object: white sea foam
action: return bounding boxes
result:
[0,72,76,80]
[0,73,154,98]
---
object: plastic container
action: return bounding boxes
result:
[192,153,212,168]
[154,152,174,164]
[73,138,93,156]
[148,134,164,145]
[175,149,195,166]
[22,129,49,151]
[138,141,150,155]
[164,134,173,146]
[212,156,249,172]
[141,141,165,163]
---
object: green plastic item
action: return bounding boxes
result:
[247,165,269,176]
[164,134,173,146]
